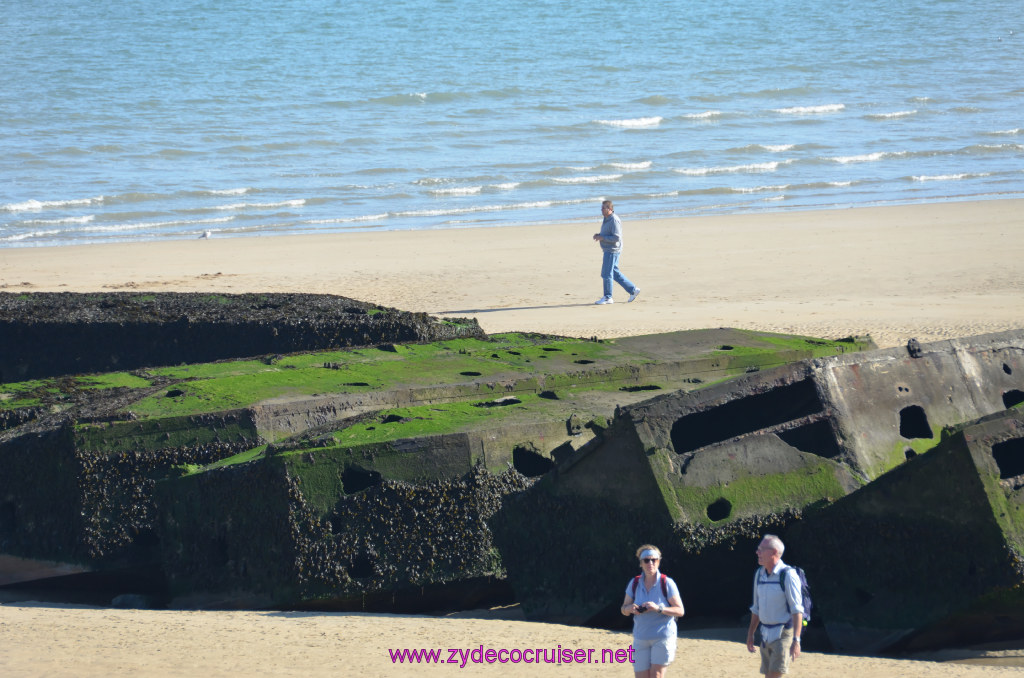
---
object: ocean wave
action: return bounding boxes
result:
[19,215,96,225]
[429,186,483,196]
[78,216,235,234]
[674,161,784,176]
[594,117,663,128]
[634,95,678,106]
[213,200,306,210]
[606,161,653,170]
[733,184,790,193]
[3,196,104,212]
[490,183,520,190]
[912,173,989,182]
[307,214,390,224]
[773,104,845,115]
[552,174,623,184]
[865,110,918,120]
[830,151,909,164]
[988,128,1023,136]
[0,229,63,243]
[392,197,592,219]
[684,110,722,120]
[962,143,1024,153]
[206,188,251,196]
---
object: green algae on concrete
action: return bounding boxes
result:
[787,407,1024,653]
[0,326,874,609]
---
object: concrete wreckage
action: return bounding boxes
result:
[0,292,1022,653]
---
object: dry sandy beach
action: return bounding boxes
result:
[3,199,1023,349]
[1,199,1023,676]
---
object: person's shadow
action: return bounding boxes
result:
[435,303,596,315]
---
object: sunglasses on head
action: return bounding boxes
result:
[642,557,659,563]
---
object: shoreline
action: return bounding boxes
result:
[2,199,1022,349]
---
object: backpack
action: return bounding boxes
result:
[779,566,812,623]
[631,573,668,600]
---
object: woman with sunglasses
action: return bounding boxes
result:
[620,544,685,678]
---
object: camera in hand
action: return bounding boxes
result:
[636,603,650,612]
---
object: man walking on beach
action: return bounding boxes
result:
[746,534,803,678]
[593,200,640,305]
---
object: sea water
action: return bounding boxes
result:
[2,0,1022,247]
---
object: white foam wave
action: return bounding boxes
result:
[3,196,104,212]
[0,229,63,242]
[684,110,721,119]
[773,104,845,115]
[674,162,782,176]
[866,110,918,120]
[79,216,235,233]
[595,117,663,128]
[552,174,623,184]
[490,183,519,190]
[21,215,96,225]
[912,173,988,182]
[830,151,908,164]
[760,144,795,152]
[214,200,306,210]
[607,161,653,170]
[207,188,250,196]
[308,214,390,224]
[990,129,1023,136]
[429,186,482,196]
[734,184,789,193]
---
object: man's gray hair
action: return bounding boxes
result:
[763,534,785,556]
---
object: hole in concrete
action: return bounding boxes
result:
[671,379,825,454]
[776,419,842,459]
[474,397,521,408]
[992,437,1024,479]
[706,498,732,521]
[342,466,383,494]
[460,371,482,376]
[905,448,917,460]
[619,385,662,393]
[1004,363,1013,375]
[349,553,374,578]
[512,446,555,477]
[539,390,559,400]
[1003,390,1024,409]
[214,534,230,567]
[899,405,933,439]
[574,359,595,365]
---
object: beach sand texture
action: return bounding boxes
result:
[3,200,1022,350]
[1,200,1023,676]
[1,604,1022,678]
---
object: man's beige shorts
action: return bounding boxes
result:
[759,627,795,675]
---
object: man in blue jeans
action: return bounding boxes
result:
[593,200,640,305]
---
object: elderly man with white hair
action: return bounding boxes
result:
[746,534,804,678]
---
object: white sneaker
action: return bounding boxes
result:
[628,288,641,303]
[595,297,614,305]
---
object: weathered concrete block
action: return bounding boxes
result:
[789,407,1024,652]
